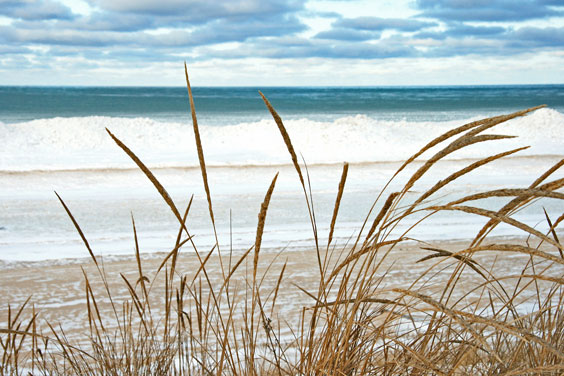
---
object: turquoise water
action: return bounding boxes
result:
[1,85,563,124]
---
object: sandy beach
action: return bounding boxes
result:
[2,235,558,345]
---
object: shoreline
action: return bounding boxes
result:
[0,234,533,268]
[1,235,553,341]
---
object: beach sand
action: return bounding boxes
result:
[1,236,553,344]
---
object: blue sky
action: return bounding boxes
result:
[1,0,563,86]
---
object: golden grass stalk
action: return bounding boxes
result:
[364,192,400,244]
[55,190,127,345]
[411,146,530,209]
[55,192,98,266]
[328,162,349,248]
[347,108,544,259]
[461,243,564,265]
[416,247,487,279]
[447,187,564,206]
[259,91,304,188]
[401,134,516,198]
[185,63,216,230]
[259,90,324,284]
[105,128,186,232]
[131,215,150,312]
[385,105,545,195]
[428,204,564,252]
[544,208,564,259]
[471,158,564,246]
[254,173,279,275]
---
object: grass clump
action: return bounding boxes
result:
[1,69,563,375]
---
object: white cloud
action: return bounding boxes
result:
[0,0,563,85]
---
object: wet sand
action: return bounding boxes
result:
[1,236,560,343]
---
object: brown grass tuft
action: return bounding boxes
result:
[3,72,562,376]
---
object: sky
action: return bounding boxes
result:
[1,0,564,86]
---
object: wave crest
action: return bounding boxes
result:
[1,108,562,172]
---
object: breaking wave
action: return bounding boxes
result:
[1,108,562,172]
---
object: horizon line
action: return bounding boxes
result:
[2,83,564,89]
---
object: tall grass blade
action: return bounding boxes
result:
[184,63,217,231]
[105,128,185,230]
[430,205,564,252]
[259,91,305,187]
[328,162,349,247]
[55,191,98,266]
[255,172,279,280]
[544,208,564,259]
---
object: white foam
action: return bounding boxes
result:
[1,108,562,172]
[2,108,563,261]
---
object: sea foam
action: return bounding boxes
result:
[1,108,562,172]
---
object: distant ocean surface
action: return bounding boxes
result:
[3,85,564,124]
[1,85,563,261]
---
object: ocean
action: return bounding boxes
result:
[1,85,564,261]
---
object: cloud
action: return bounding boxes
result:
[320,41,416,59]
[314,28,379,41]
[0,26,131,47]
[0,45,31,55]
[64,13,154,32]
[415,23,508,41]
[87,0,305,22]
[0,0,308,52]
[1,12,306,49]
[0,0,75,20]
[202,36,417,59]
[448,24,507,37]
[186,16,306,45]
[414,25,564,58]
[422,38,506,58]
[415,0,564,22]
[1,0,308,50]
[312,16,435,42]
[11,13,154,32]
[506,26,564,48]
[1,0,564,86]
[335,16,437,32]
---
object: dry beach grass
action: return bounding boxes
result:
[1,68,564,375]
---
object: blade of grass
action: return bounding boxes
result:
[55,192,97,266]
[184,63,216,231]
[105,128,186,231]
[328,162,349,248]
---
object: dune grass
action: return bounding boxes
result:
[1,69,564,375]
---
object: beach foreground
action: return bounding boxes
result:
[2,92,564,374]
[2,233,563,375]
[0,239,495,339]
[0,242,409,330]
[1,235,559,337]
